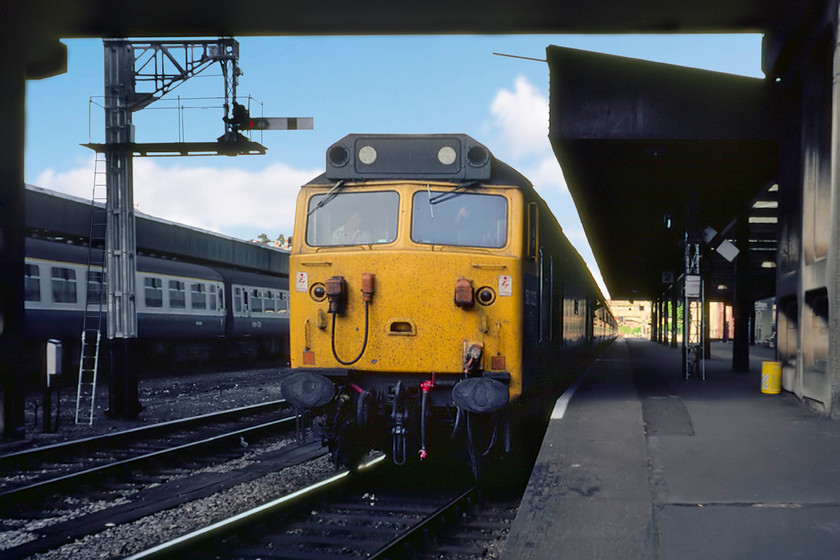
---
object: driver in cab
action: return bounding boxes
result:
[331,211,369,244]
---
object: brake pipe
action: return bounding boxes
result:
[418,374,436,460]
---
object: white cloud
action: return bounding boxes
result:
[526,157,569,195]
[35,158,320,239]
[488,75,551,159]
[485,78,608,297]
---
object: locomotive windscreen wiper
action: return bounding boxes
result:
[307,180,345,217]
[428,180,479,206]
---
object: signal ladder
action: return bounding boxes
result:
[76,154,108,424]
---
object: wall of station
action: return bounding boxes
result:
[767,0,839,416]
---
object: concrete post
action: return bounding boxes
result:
[733,214,751,372]
[0,30,27,439]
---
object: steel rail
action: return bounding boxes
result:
[0,399,288,468]
[369,484,480,559]
[125,455,387,560]
[0,412,297,510]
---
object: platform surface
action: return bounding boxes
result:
[503,338,840,559]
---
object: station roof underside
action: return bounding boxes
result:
[18,1,805,38]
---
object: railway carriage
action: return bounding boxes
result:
[282,134,616,469]
[23,237,289,376]
[220,267,290,359]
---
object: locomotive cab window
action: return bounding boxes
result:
[411,192,507,248]
[306,191,399,246]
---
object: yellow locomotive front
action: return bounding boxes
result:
[282,134,527,468]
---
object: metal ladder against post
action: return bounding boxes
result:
[76,154,108,424]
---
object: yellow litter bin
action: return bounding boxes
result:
[761,361,782,394]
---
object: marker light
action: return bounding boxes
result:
[358,145,377,165]
[310,283,327,302]
[438,146,457,165]
[477,287,496,306]
[328,145,350,167]
[467,146,489,167]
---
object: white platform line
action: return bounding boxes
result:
[550,371,588,420]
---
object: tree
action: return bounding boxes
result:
[256,233,270,244]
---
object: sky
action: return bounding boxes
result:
[24,34,764,296]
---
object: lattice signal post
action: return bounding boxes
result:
[84,38,310,418]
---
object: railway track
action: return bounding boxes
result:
[0,400,328,559]
[127,458,518,560]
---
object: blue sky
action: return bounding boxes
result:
[25,34,764,295]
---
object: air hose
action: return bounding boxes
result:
[330,300,370,365]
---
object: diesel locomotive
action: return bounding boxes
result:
[281,134,616,469]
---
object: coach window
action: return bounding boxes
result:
[208,285,218,311]
[234,287,243,312]
[250,289,263,313]
[145,277,163,308]
[191,283,207,310]
[169,280,186,309]
[306,191,399,246]
[412,192,507,248]
[25,264,41,302]
[51,267,77,304]
[87,270,104,306]
[264,290,276,313]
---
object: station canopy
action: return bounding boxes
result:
[547,46,779,302]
